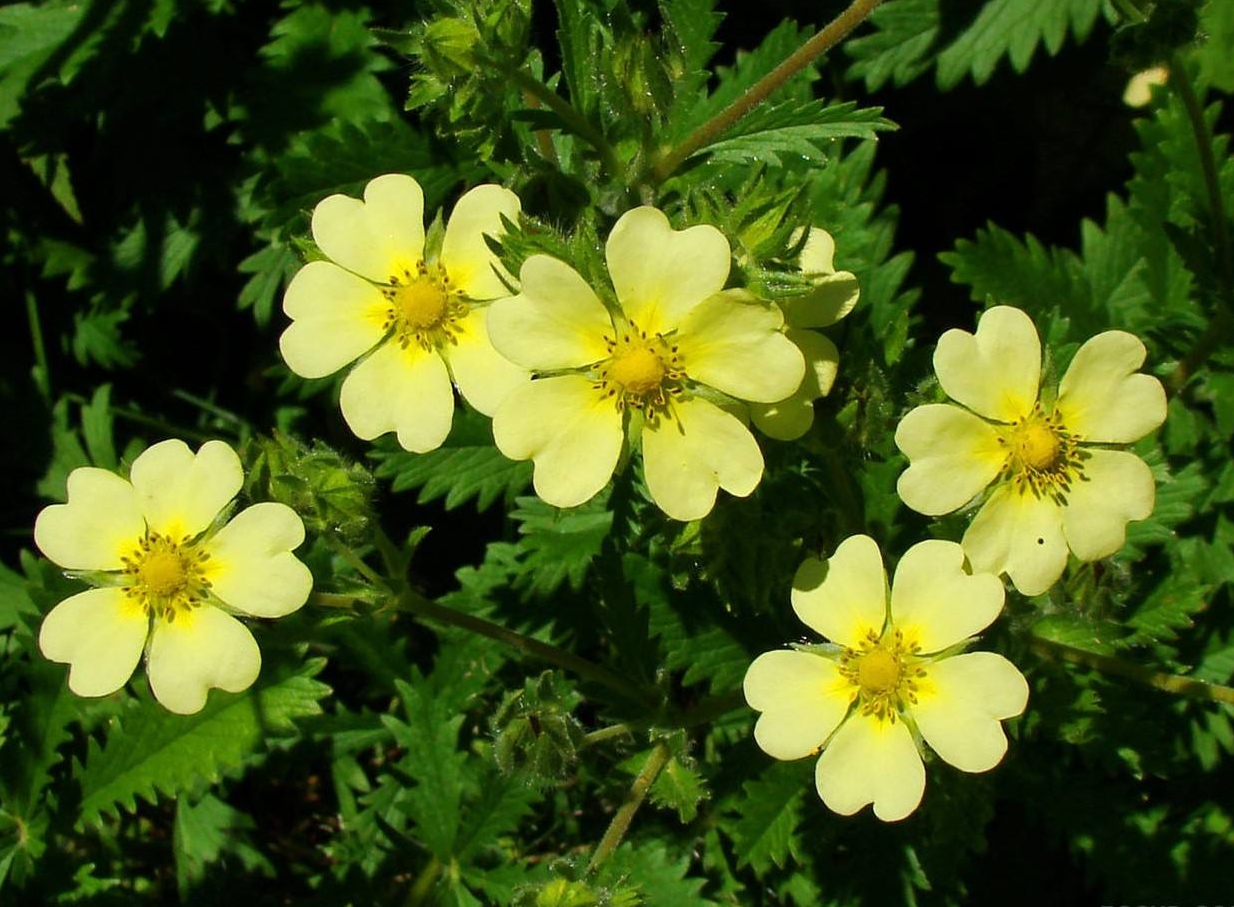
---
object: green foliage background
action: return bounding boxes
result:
[2,0,1233,904]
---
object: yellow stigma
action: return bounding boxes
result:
[596,324,684,418]
[1013,421,1061,471]
[381,262,467,350]
[839,628,925,723]
[999,406,1081,500]
[123,532,211,620]
[856,647,901,695]
[396,277,449,331]
[138,548,189,597]
[609,346,666,395]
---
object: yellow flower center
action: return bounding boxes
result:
[609,346,666,395]
[999,406,1082,501]
[123,532,211,621]
[840,628,925,723]
[381,261,469,350]
[596,324,685,419]
[856,647,901,695]
[396,278,449,330]
[137,548,190,597]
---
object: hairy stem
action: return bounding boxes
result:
[649,0,884,183]
[394,588,657,707]
[1032,637,1234,705]
[26,290,50,398]
[1166,59,1234,391]
[507,67,623,178]
[587,739,672,874]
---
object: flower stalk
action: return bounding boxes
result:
[393,587,657,707]
[586,739,672,874]
[649,0,884,183]
[1166,58,1234,392]
[1031,637,1234,706]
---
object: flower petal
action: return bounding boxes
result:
[493,376,623,508]
[606,207,730,336]
[39,587,147,698]
[488,256,614,370]
[204,503,311,618]
[1055,330,1166,443]
[311,173,424,283]
[34,468,144,570]
[889,539,1005,654]
[962,484,1068,596]
[1062,449,1156,561]
[642,397,764,521]
[441,184,521,300]
[744,650,852,760]
[147,606,261,714]
[895,404,1007,516]
[912,652,1028,773]
[280,261,389,379]
[676,291,804,403]
[934,306,1040,423]
[750,330,839,441]
[782,273,860,329]
[130,440,242,540]
[814,712,925,821]
[791,534,888,649]
[443,306,530,416]
[339,341,454,452]
[797,226,837,274]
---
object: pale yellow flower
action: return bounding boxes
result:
[35,440,312,714]
[1123,65,1169,107]
[744,535,1027,822]
[487,206,805,521]
[896,306,1167,595]
[279,174,527,453]
[751,227,859,441]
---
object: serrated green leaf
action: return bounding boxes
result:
[934,0,1106,89]
[844,0,941,91]
[659,0,724,102]
[174,793,272,899]
[1196,0,1234,92]
[941,222,1087,316]
[455,768,540,865]
[649,755,707,823]
[80,384,117,471]
[509,495,613,597]
[76,660,330,827]
[598,841,718,906]
[1033,614,1127,655]
[382,641,500,860]
[0,1,84,128]
[672,20,815,140]
[722,761,809,876]
[238,243,299,327]
[697,100,894,168]
[372,408,532,512]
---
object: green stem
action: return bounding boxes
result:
[1166,58,1234,391]
[1031,637,1234,706]
[26,290,50,398]
[649,0,884,183]
[327,536,390,592]
[507,67,623,178]
[170,389,247,429]
[586,739,672,874]
[584,723,634,746]
[404,856,441,907]
[671,689,746,728]
[61,393,217,443]
[394,588,657,707]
